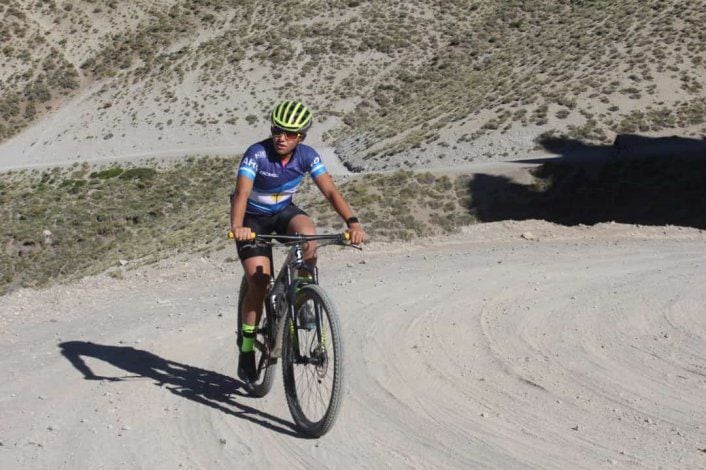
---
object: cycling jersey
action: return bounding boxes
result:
[237,139,327,215]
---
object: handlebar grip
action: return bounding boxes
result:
[227,230,257,240]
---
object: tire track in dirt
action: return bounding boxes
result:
[2,224,706,468]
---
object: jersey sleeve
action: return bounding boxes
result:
[237,145,261,180]
[307,150,327,178]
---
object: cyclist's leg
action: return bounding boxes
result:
[285,212,317,266]
[240,255,271,325]
[236,254,269,382]
[271,204,317,268]
[236,230,272,382]
[236,212,277,323]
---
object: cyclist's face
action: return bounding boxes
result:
[272,127,303,157]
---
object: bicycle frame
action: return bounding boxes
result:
[231,230,355,435]
[254,233,348,365]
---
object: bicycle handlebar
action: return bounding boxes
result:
[227,231,351,243]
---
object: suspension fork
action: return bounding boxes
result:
[280,241,324,361]
[287,278,325,359]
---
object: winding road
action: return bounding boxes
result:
[2,222,705,469]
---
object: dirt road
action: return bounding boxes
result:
[1,221,705,469]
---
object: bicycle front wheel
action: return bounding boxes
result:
[237,275,276,397]
[282,284,343,437]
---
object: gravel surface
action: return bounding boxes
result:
[2,220,705,469]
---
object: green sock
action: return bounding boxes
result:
[241,323,256,353]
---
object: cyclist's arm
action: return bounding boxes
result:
[230,175,254,240]
[313,173,366,243]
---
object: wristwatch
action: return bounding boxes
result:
[346,216,360,227]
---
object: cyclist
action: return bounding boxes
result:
[230,100,365,382]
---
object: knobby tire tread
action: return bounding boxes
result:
[282,284,343,437]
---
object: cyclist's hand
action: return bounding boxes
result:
[230,226,253,241]
[347,223,366,245]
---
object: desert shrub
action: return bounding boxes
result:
[91,167,124,179]
[119,167,157,180]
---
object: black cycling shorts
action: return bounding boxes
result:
[236,204,308,260]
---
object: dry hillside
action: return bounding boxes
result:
[1,0,705,170]
[2,6,706,464]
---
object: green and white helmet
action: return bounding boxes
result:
[271,100,313,133]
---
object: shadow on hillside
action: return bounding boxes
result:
[59,341,301,437]
[469,134,706,228]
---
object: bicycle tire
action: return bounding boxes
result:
[282,284,343,437]
[237,275,276,397]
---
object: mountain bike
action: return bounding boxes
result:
[228,231,358,437]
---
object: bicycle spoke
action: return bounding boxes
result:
[282,284,343,436]
[292,329,333,421]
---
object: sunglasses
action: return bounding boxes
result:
[271,127,302,140]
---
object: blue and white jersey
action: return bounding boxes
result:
[237,139,327,215]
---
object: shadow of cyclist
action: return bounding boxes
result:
[58,340,302,437]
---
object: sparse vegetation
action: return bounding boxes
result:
[0,158,234,294]
[5,147,703,295]
[1,0,705,163]
[0,159,479,294]
[2,0,706,294]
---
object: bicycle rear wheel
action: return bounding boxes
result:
[282,284,343,437]
[237,275,276,397]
